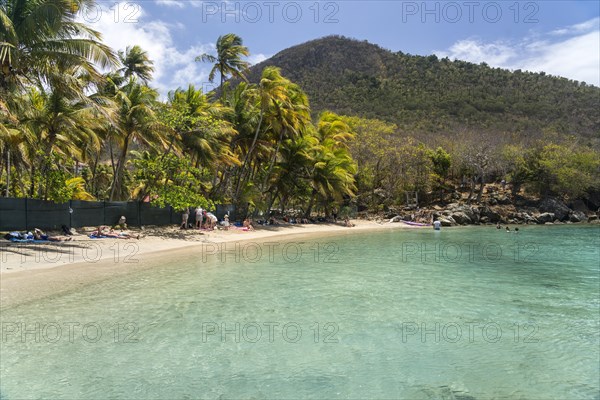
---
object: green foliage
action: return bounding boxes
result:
[428,147,451,179]
[246,36,600,145]
[131,152,213,211]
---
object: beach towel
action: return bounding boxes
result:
[9,238,50,243]
[89,234,109,239]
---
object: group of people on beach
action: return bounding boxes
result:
[180,207,224,230]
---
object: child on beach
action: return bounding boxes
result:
[243,218,255,231]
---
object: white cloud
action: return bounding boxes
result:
[82,2,215,96]
[437,40,516,65]
[435,18,600,86]
[550,17,599,36]
[248,53,270,66]
[155,0,185,8]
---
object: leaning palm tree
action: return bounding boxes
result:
[108,78,165,200]
[234,66,295,199]
[195,33,250,98]
[118,45,155,83]
[0,0,116,93]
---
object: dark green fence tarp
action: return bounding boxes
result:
[0,198,27,231]
[26,199,69,231]
[70,200,104,228]
[0,198,205,231]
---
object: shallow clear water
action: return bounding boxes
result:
[1,225,599,399]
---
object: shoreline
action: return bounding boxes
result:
[0,220,417,310]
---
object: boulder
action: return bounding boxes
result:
[569,199,589,213]
[451,212,472,225]
[439,217,455,227]
[446,203,461,211]
[588,215,599,222]
[479,206,501,223]
[497,196,512,205]
[569,211,586,223]
[539,197,572,221]
[537,212,555,224]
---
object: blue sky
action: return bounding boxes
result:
[83,1,600,95]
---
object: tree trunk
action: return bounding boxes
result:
[261,129,285,193]
[110,135,131,201]
[476,177,485,203]
[235,108,264,199]
[29,164,36,197]
[304,188,317,218]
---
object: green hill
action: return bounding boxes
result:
[245,35,599,144]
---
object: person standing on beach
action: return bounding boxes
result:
[195,207,203,229]
[181,207,190,229]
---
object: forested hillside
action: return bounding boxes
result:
[246,36,599,144]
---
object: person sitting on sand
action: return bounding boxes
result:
[343,217,355,227]
[33,228,72,242]
[243,218,255,231]
[220,214,230,230]
[117,215,127,230]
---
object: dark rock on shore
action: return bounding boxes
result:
[539,197,571,221]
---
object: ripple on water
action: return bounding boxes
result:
[0,226,598,399]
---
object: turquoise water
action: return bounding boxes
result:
[1,225,599,399]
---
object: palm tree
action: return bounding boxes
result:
[304,113,357,217]
[108,78,165,200]
[118,45,155,83]
[21,76,104,199]
[195,33,249,98]
[234,67,294,199]
[0,0,116,93]
[165,85,239,177]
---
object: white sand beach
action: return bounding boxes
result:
[0,220,424,309]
